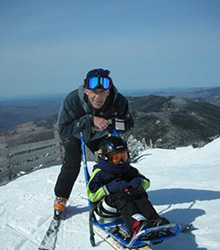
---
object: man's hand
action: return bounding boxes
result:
[93,116,108,131]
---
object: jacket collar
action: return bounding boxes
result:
[96,157,131,175]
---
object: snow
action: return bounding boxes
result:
[1,138,220,250]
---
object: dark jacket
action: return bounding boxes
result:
[87,158,150,203]
[57,84,134,142]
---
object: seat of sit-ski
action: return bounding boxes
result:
[95,198,121,222]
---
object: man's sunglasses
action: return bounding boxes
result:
[86,77,111,90]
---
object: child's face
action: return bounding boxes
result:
[109,151,128,165]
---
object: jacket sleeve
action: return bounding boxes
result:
[122,167,150,191]
[87,168,108,203]
[136,172,150,191]
[114,93,134,131]
[57,91,93,139]
[142,178,150,190]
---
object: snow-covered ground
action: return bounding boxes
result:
[0,138,220,250]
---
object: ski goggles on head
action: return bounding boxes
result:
[109,151,128,164]
[86,77,111,90]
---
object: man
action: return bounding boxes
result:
[54,68,134,216]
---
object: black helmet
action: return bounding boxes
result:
[86,68,110,78]
[98,136,128,162]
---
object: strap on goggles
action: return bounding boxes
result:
[86,77,111,90]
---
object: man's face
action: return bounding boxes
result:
[84,88,110,109]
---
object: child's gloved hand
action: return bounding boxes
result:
[107,179,129,193]
[129,177,143,189]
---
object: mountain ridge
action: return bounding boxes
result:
[0,86,219,134]
[127,95,220,148]
[1,94,220,149]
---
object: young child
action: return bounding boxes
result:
[87,135,169,238]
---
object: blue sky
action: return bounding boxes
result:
[0,0,220,98]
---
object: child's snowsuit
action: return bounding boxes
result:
[87,158,160,235]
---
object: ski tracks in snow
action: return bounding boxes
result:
[5,214,56,250]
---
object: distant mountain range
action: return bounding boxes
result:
[172,86,220,107]
[0,95,63,134]
[0,86,220,148]
[127,95,220,148]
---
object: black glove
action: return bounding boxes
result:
[106,179,129,193]
[129,177,143,189]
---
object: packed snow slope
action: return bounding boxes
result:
[0,138,220,250]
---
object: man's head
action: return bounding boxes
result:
[84,68,112,109]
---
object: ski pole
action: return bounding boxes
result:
[80,132,90,186]
[112,128,119,137]
[80,132,96,246]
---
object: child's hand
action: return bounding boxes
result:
[129,177,142,189]
[107,179,129,193]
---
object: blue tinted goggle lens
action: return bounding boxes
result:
[100,77,110,90]
[88,77,99,89]
[88,77,110,90]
